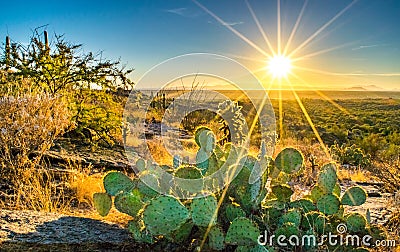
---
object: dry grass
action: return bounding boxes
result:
[0,93,71,211]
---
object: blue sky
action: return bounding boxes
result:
[1,0,399,90]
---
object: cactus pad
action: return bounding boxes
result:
[114,188,143,217]
[341,186,367,206]
[208,226,225,250]
[127,220,154,244]
[289,199,317,213]
[346,213,367,233]
[194,126,211,146]
[225,217,260,246]
[317,163,337,194]
[93,192,112,217]
[301,211,328,235]
[143,195,190,236]
[271,184,293,202]
[225,204,246,222]
[103,172,134,196]
[274,147,304,174]
[316,194,340,215]
[190,195,218,227]
[279,209,302,227]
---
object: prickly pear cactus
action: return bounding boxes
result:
[274,147,304,174]
[225,204,246,222]
[279,209,302,227]
[225,217,260,246]
[208,226,225,250]
[114,188,143,217]
[317,163,338,194]
[194,126,212,146]
[341,186,367,206]
[346,213,367,233]
[316,194,340,215]
[301,211,328,235]
[168,221,194,243]
[274,222,299,241]
[103,171,134,196]
[143,195,190,236]
[190,195,218,227]
[93,192,112,217]
[289,199,317,213]
[271,184,293,202]
[127,220,154,244]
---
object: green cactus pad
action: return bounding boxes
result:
[93,192,112,217]
[333,183,341,197]
[274,223,299,243]
[367,224,386,241]
[346,213,367,233]
[136,158,146,171]
[225,204,246,222]
[169,221,194,243]
[271,184,293,202]
[274,147,304,174]
[225,217,260,246]
[137,174,159,199]
[194,126,211,146]
[289,199,317,213]
[263,199,286,210]
[196,149,210,174]
[205,153,220,175]
[114,188,143,217]
[103,172,134,196]
[127,220,154,244]
[316,194,340,215]
[174,165,202,179]
[279,209,302,227]
[310,185,324,203]
[208,226,225,250]
[341,186,367,206]
[301,211,328,235]
[191,195,218,227]
[317,163,338,194]
[262,207,282,226]
[143,195,190,236]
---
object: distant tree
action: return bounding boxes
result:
[0,28,134,146]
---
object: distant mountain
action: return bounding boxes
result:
[346,86,367,91]
[346,85,386,91]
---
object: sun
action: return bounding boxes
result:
[267,55,292,78]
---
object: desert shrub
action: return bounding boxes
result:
[330,143,371,168]
[0,93,71,209]
[0,29,132,145]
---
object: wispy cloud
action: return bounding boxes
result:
[221,21,244,26]
[164,7,201,18]
[351,44,387,51]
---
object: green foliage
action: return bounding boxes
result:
[317,163,338,194]
[341,186,367,206]
[93,136,380,250]
[190,195,218,227]
[225,217,260,246]
[143,196,190,236]
[208,226,225,250]
[103,171,134,196]
[93,192,112,217]
[0,29,133,145]
[346,213,367,233]
[274,147,304,174]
